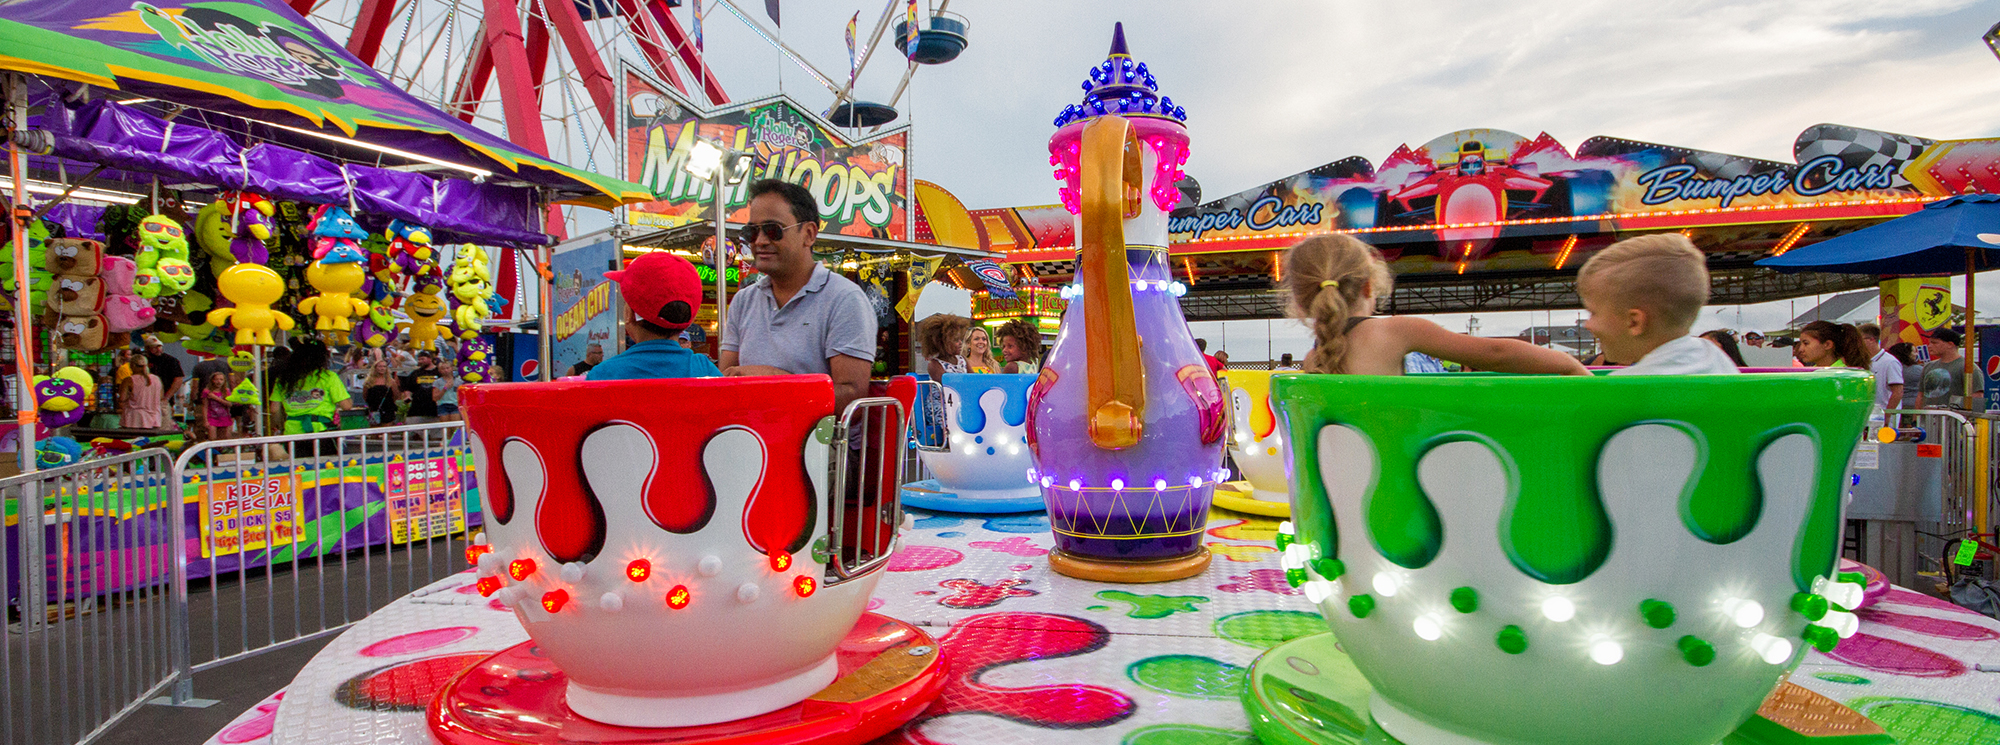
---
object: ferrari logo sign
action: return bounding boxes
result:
[1916,287,1951,331]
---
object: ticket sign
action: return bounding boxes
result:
[387,457,466,544]
[198,475,303,558]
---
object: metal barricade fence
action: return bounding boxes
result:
[3,449,178,745]
[1868,410,1976,589]
[166,422,473,704]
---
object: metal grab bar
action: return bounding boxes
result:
[826,396,906,585]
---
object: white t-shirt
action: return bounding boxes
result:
[1869,349,1905,410]
[1610,335,1742,376]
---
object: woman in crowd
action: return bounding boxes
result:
[918,314,970,380]
[1889,342,1923,409]
[996,318,1042,374]
[1793,321,1869,369]
[362,360,400,426]
[120,354,164,429]
[1699,329,1749,367]
[266,340,353,435]
[965,326,1000,374]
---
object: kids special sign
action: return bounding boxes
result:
[1169,124,1984,274]
[623,71,910,240]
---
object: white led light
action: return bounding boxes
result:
[1413,614,1443,641]
[1283,544,1312,568]
[962,445,977,456]
[1723,598,1765,628]
[1542,596,1575,623]
[1068,479,1082,492]
[1749,633,1793,665]
[1153,478,1167,491]
[1040,476,1054,488]
[950,433,965,446]
[1190,475,1204,488]
[1824,582,1864,610]
[1278,521,1295,535]
[1111,479,1124,491]
[1026,468,1038,481]
[1303,580,1334,604]
[1235,433,1250,446]
[1372,572,1399,597]
[1280,552,1305,571]
[1822,609,1860,638]
[1589,638,1624,665]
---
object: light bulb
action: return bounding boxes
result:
[1026,468,1038,481]
[1822,609,1860,638]
[1190,475,1204,488]
[1111,478,1124,491]
[1372,572,1399,597]
[1749,633,1793,665]
[1281,544,1311,570]
[1824,582,1864,611]
[1542,596,1576,623]
[1040,476,1054,488]
[1589,638,1624,665]
[1724,598,1765,628]
[1303,580,1334,604]
[1278,521,1295,535]
[1153,478,1167,491]
[1069,479,1082,492]
[1413,614,1443,641]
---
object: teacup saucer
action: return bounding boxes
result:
[1242,632,1893,745]
[1211,481,1291,517]
[428,612,945,745]
[899,478,1046,514]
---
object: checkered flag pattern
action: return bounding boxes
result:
[1795,125,1934,187]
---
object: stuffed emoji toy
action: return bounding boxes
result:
[100,255,138,296]
[351,304,398,348]
[206,263,293,346]
[456,334,495,383]
[308,204,369,262]
[173,322,234,359]
[398,289,449,351]
[297,261,372,333]
[33,367,97,429]
[138,257,196,299]
[104,295,157,333]
[52,314,109,351]
[192,199,237,275]
[134,215,189,273]
[48,275,105,315]
[221,192,276,265]
[226,376,260,404]
[386,219,434,262]
[45,238,103,276]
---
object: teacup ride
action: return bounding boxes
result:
[901,373,1046,513]
[1243,370,1888,745]
[442,376,942,745]
[1027,27,1228,583]
[1213,370,1290,517]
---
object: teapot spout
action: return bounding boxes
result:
[1077,116,1146,450]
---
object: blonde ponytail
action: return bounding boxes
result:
[1284,235,1392,374]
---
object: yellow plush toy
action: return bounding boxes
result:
[296,261,372,333]
[206,263,293,346]
[399,289,450,351]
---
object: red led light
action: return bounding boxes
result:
[666,585,691,609]
[509,558,536,580]
[465,544,492,567]
[626,559,652,582]
[476,576,501,597]
[540,589,569,613]
[793,575,816,598]
[770,551,793,572]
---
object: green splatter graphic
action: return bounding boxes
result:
[1122,724,1256,745]
[1094,590,1210,619]
[1214,610,1326,650]
[1260,677,1371,740]
[1127,655,1246,700]
[1812,672,1870,685]
[269,501,387,563]
[1852,698,2000,745]
[1086,605,1110,611]
[1273,372,1869,588]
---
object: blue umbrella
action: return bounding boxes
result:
[1758,193,2000,405]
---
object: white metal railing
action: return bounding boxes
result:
[3,448,178,745]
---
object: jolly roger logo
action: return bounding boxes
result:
[133,2,351,98]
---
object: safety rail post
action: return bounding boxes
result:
[161,421,470,707]
[1,449,178,745]
[1872,409,1979,588]
[827,396,906,585]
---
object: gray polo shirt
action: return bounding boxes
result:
[721,262,877,374]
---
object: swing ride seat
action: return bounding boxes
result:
[893,11,970,65]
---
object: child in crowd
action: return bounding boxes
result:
[965,326,1000,373]
[1576,234,1740,375]
[996,318,1042,374]
[918,314,971,380]
[588,252,722,380]
[1286,235,1588,375]
[1793,321,1869,369]
[201,371,234,441]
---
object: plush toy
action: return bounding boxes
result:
[227,351,256,373]
[139,257,196,299]
[134,214,189,275]
[53,313,110,351]
[351,304,398,348]
[36,437,83,468]
[48,275,105,315]
[192,199,237,275]
[456,334,496,383]
[45,238,103,276]
[173,322,234,358]
[104,295,157,333]
[99,255,137,295]
[224,192,276,265]
[226,377,260,404]
[386,219,434,261]
[206,263,293,346]
[297,261,371,333]
[34,366,97,428]
[399,289,450,351]
[446,246,494,339]
[308,205,369,262]
[319,241,367,265]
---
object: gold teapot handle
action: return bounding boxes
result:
[1078,115,1146,450]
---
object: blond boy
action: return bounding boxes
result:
[1578,234,1739,375]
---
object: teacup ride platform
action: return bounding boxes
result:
[433,376,945,745]
[1213,369,1293,518]
[900,374,1047,514]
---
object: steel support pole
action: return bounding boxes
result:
[6,74,35,473]
[714,166,728,342]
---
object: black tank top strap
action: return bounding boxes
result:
[1343,316,1372,333]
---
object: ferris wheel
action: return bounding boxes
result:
[289,0,970,237]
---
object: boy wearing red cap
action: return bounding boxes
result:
[588,253,722,380]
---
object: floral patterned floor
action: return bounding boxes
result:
[205,507,2000,745]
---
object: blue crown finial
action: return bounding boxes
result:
[1052,23,1187,129]
[1109,22,1129,56]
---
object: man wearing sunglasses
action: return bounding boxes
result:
[720,180,877,415]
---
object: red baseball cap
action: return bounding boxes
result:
[605,252,703,331]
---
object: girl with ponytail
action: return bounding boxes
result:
[1284,235,1590,376]
[1794,321,1869,369]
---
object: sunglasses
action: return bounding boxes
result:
[142,221,184,238]
[735,220,810,246]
